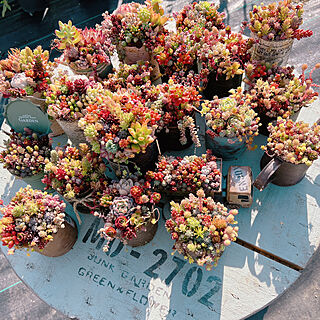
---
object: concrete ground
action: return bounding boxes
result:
[1,0,320,319]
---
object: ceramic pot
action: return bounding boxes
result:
[12,172,47,191]
[34,215,78,257]
[253,152,309,191]
[258,109,301,136]
[206,134,246,160]
[252,36,294,66]
[106,141,159,177]
[202,73,243,99]
[118,44,161,81]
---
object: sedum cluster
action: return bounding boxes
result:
[262,118,320,166]
[166,190,238,270]
[0,186,66,255]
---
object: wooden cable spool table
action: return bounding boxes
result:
[1,97,320,320]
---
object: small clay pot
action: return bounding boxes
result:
[253,152,309,191]
[202,73,243,100]
[34,215,78,257]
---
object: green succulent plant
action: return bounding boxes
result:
[127,122,154,153]
[55,20,82,50]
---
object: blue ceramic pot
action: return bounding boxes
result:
[206,135,246,160]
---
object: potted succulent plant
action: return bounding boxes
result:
[0,46,51,103]
[245,63,320,135]
[0,186,77,256]
[103,61,153,92]
[42,144,106,218]
[53,20,112,78]
[0,129,51,190]
[98,0,168,80]
[96,178,161,250]
[166,190,238,270]
[0,46,67,136]
[79,89,160,175]
[201,88,260,159]
[254,118,320,190]
[146,152,222,198]
[155,80,201,151]
[174,1,226,32]
[246,0,313,65]
[45,75,96,146]
[198,28,252,99]
[154,28,198,83]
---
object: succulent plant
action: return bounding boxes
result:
[54,20,82,50]
[127,122,154,153]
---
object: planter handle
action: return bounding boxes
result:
[253,157,283,191]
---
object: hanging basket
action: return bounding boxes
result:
[55,119,87,147]
[34,215,78,257]
[202,73,243,100]
[69,62,113,79]
[253,152,309,191]
[206,134,247,160]
[252,36,294,66]
[125,219,158,248]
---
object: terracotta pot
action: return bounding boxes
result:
[206,134,246,160]
[55,119,86,147]
[253,152,309,191]
[34,215,78,257]
[125,220,158,247]
[252,36,294,66]
[202,73,243,100]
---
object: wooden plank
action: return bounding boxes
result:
[0,122,301,319]
[1,212,299,320]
